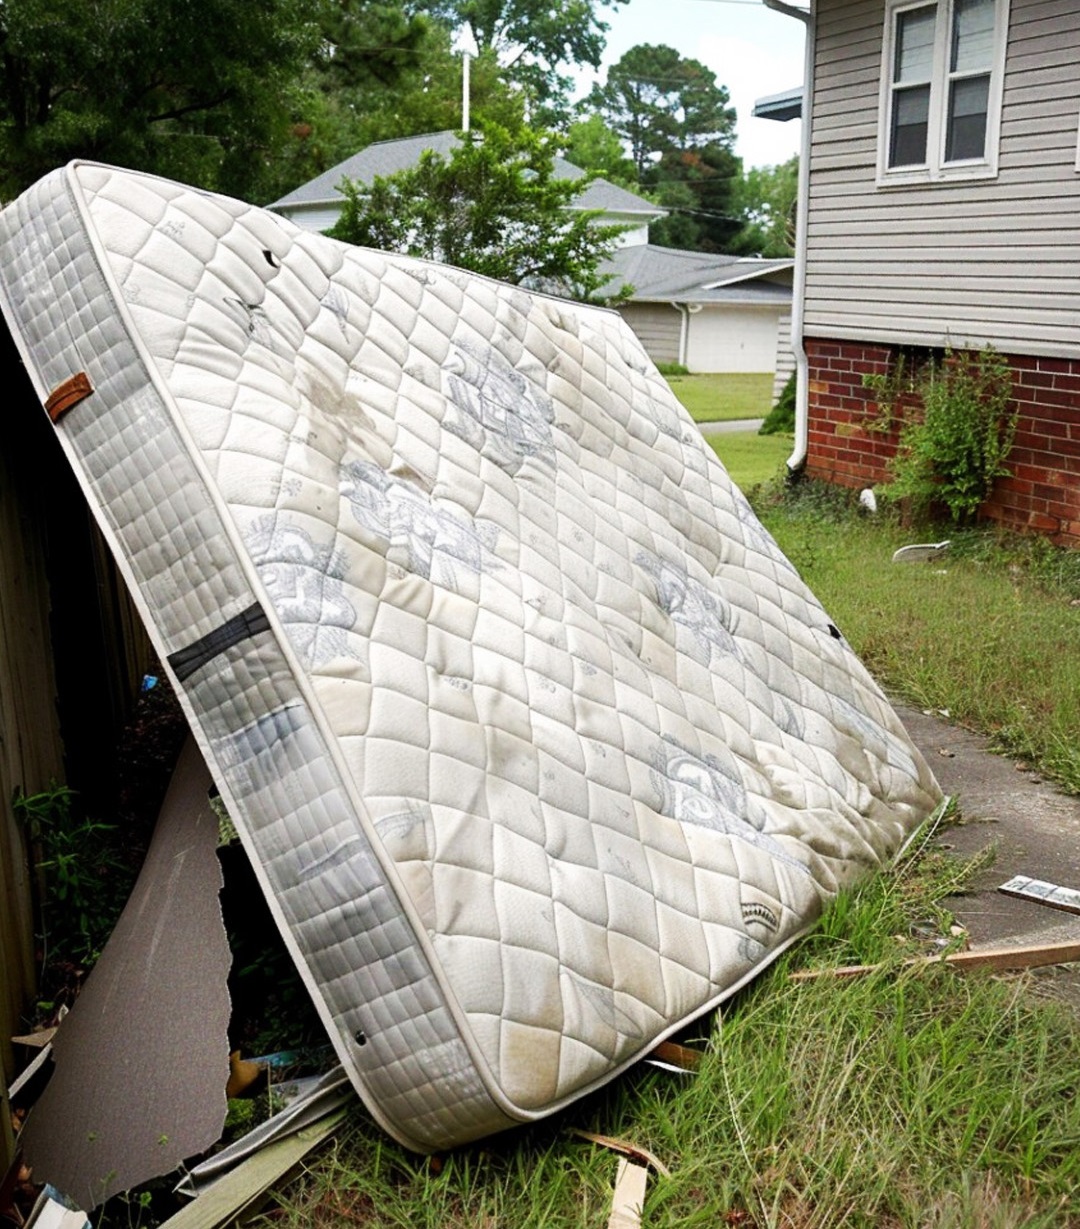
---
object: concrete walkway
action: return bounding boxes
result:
[896,703,1080,1004]
[697,417,764,436]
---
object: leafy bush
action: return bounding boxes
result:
[13,783,130,970]
[655,361,689,377]
[759,370,795,435]
[882,345,1018,523]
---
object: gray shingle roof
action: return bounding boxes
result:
[601,244,794,303]
[269,130,664,218]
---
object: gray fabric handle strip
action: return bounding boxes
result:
[168,603,272,682]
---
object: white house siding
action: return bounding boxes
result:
[806,0,1080,358]
[274,204,342,233]
[617,303,682,366]
[686,305,781,373]
[773,311,795,401]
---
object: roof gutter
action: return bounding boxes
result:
[763,0,813,475]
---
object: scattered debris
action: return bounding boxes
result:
[23,1185,90,1229]
[175,1067,353,1198]
[573,1131,670,1229]
[158,1109,348,1229]
[18,739,232,1210]
[998,875,1080,917]
[570,1130,672,1179]
[643,1040,703,1074]
[225,1052,265,1100]
[607,1159,649,1229]
[891,540,951,563]
[11,1029,58,1050]
[790,939,1080,981]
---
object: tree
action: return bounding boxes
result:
[583,43,741,252]
[426,0,628,120]
[729,157,799,257]
[587,44,736,178]
[649,141,743,252]
[0,0,324,200]
[328,123,630,302]
[561,114,636,187]
[268,18,527,204]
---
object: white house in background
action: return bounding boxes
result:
[601,244,795,385]
[268,130,667,247]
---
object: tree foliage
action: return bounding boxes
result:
[649,141,742,252]
[428,0,628,120]
[0,0,323,199]
[272,20,526,203]
[560,114,636,187]
[587,43,736,177]
[730,157,798,257]
[585,43,740,252]
[328,123,629,302]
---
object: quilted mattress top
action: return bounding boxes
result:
[0,162,941,1152]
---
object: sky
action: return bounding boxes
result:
[570,0,806,169]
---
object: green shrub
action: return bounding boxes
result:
[655,361,689,377]
[759,370,796,435]
[877,346,1018,524]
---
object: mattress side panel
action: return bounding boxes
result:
[0,166,511,1151]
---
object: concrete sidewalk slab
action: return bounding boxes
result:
[897,704,1080,1004]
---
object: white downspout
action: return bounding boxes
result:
[672,303,690,368]
[763,0,814,474]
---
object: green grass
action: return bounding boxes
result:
[757,484,1080,796]
[262,843,1080,1228]
[708,429,793,491]
[666,372,775,423]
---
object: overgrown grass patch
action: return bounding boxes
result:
[755,484,1080,794]
[666,373,774,423]
[265,843,1080,1228]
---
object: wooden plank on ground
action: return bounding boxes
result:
[790,939,1080,982]
[607,1159,649,1229]
[645,1041,703,1072]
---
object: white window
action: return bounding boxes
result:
[878,0,1009,184]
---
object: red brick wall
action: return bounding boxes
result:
[804,337,1080,545]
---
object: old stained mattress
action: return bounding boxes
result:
[0,162,942,1152]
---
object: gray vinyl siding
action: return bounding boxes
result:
[617,303,682,366]
[806,0,1080,357]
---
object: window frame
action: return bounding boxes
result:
[876,0,1010,187]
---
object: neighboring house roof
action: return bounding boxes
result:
[602,244,794,305]
[269,129,665,220]
[752,87,804,122]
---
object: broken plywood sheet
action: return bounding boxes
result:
[20,738,231,1208]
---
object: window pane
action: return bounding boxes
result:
[895,6,936,83]
[945,73,989,159]
[890,84,931,166]
[952,0,995,73]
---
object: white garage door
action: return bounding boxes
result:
[686,305,780,374]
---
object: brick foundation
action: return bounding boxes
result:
[804,337,1080,545]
